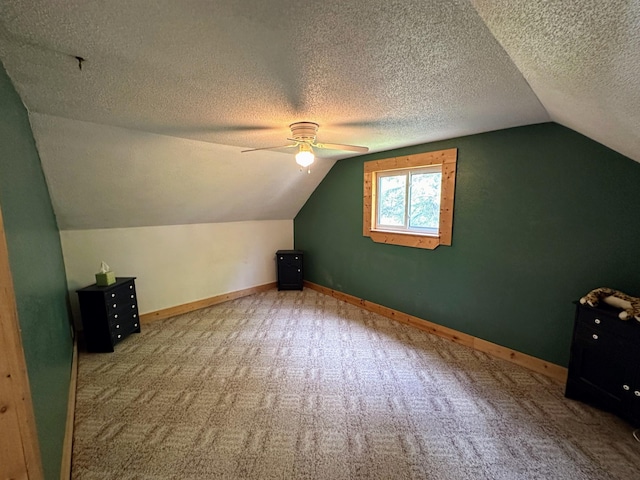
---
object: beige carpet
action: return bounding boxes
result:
[72,289,640,479]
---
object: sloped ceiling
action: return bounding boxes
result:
[471,0,640,163]
[0,1,637,230]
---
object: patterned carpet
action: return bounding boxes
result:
[72,289,640,479]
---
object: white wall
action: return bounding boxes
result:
[61,220,293,322]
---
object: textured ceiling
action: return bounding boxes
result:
[471,0,640,163]
[0,1,636,229]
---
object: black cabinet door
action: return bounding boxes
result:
[566,323,627,411]
[276,250,303,290]
[619,353,640,425]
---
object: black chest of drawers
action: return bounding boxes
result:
[565,302,640,426]
[276,250,303,290]
[77,277,141,352]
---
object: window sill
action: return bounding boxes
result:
[372,228,438,238]
[368,230,442,250]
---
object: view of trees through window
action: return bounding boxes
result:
[377,169,441,232]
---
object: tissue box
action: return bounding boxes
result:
[95,271,116,286]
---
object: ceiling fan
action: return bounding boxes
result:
[241,122,369,170]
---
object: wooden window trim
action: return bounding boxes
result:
[0,207,44,479]
[363,148,457,250]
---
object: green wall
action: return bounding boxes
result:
[295,123,640,366]
[0,63,73,478]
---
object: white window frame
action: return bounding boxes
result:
[375,165,442,235]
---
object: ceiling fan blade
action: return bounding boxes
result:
[241,144,297,153]
[314,142,369,153]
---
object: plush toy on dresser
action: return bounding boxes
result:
[580,287,640,322]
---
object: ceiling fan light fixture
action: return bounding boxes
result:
[295,143,315,167]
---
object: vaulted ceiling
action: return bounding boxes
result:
[0,1,638,230]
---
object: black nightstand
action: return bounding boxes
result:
[565,301,640,426]
[276,250,303,290]
[77,277,140,352]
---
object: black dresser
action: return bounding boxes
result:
[565,301,640,426]
[77,277,140,352]
[276,250,303,290]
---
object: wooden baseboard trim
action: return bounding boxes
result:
[304,281,568,384]
[140,282,278,324]
[60,338,78,480]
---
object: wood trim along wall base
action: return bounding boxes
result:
[60,339,78,480]
[140,282,278,324]
[304,281,568,384]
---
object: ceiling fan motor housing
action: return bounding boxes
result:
[290,122,319,142]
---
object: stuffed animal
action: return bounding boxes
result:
[580,287,640,322]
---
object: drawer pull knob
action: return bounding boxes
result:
[131,294,134,299]
[113,303,117,308]
[298,269,301,272]
[594,319,601,325]
[295,256,298,259]
[114,314,118,319]
[116,324,120,329]
[592,334,598,340]
[132,305,136,308]
[134,323,138,327]
[635,391,640,397]
[117,334,121,339]
[133,314,137,318]
[280,257,283,260]
[623,385,630,391]
[130,285,133,289]
[111,293,115,298]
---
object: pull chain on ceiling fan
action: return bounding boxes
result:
[241,122,369,171]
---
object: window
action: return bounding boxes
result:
[363,148,457,250]
[376,165,442,234]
